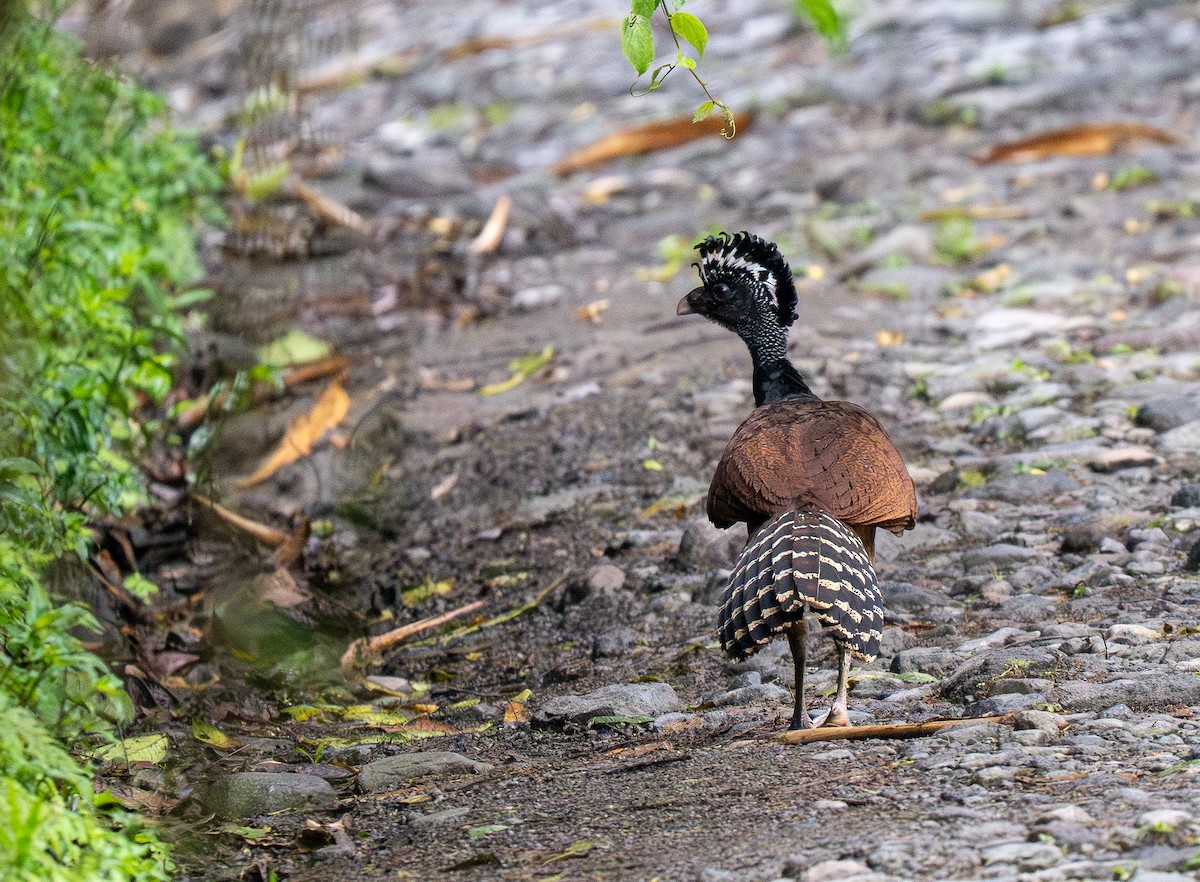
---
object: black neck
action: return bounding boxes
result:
[751,354,818,406]
[737,316,818,406]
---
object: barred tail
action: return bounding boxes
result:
[718,510,883,662]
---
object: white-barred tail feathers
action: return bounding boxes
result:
[718,510,884,662]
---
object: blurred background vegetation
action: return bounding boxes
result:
[0,1,219,878]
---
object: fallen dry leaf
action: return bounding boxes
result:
[238,378,351,488]
[550,111,754,175]
[575,299,611,324]
[442,18,615,62]
[503,700,529,726]
[978,122,1182,164]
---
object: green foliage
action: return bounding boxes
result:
[0,6,219,880]
[795,0,845,52]
[1107,164,1157,191]
[620,0,845,136]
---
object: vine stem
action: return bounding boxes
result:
[656,0,736,137]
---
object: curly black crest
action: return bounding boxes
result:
[695,231,798,327]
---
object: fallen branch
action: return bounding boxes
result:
[468,193,511,254]
[287,178,370,233]
[340,600,486,672]
[284,355,353,388]
[191,494,290,547]
[419,574,569,646]
[776,716,1004,745]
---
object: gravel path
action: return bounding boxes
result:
[85,1,1200,880]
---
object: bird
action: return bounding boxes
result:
[676,231,917,730]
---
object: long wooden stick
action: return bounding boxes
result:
[340,600,485,672]
[191,494,290,547]
[777,716,1004,745]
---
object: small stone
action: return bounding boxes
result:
[202,772,337,819]
[1137,809,1192,832]
[996,593,1055,622]
[586,562,627,595]
[1172,483,1200,508]
[539,682,682,723]
[362,151,472,196]
[1011,710,1067,735]
[1185,537,1200,572]
[677,518,742,570]
[814,799,849,810]
[967,693,1046,716]
[731,671,762,689]
[1060,513,1141,552]
[714,682,791,707]
[1088,445,1157,472]
[975,766,1017,783]
[358,751,489,793]
[1159,420,1200,453]
[955,627,1036,654]
[698,868,740,882]
[410,806,470,827]
[1010,729,1049,745]
[593,626,638,658]
[891,647,958,676]
[511,285,564,310]
[962,543,1038,570]
[1136,395,1200,433]
[1107,623,1162,645]
[980,841,1061,870]
[939,391,995,411]
[980,579,1014,603]
[805,858,872,882]
[1036,805,1095,826]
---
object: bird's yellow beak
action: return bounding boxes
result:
[676,287,704,315]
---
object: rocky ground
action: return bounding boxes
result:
[75,0,1200,880]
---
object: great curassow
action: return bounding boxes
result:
[677,231,917,729]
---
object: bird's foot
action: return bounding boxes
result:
[788,709,817,730]
[808,705,851,728]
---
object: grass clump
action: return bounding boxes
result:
[0,3,220,879]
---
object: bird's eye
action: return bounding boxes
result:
[713,283,731,299]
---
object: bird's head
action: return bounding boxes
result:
[675,231,798,337]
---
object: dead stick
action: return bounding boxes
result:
[416,574,569,646]
[191,494,290,547]
[777,716,1005,745]
[341,600,486,671]
[468,193,511,254]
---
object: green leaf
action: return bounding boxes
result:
[647,63,673,91]
[621,15,655,75]
[192,718,235,748]
[630,0,657,16]
[258,329,332,367]
[469,824,510,839]
[90,733,169,767]
[670,12,707,57]
[587,714,654,727]
[0,457,42,477]
[693,100,715,122]
[679,55,696,70]
[795,0,846,51]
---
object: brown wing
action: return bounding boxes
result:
[707,399,917,534]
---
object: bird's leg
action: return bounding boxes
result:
[785,620,813,730]
[816,644,853,728]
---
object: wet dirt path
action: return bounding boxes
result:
[78,1,1200,879]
